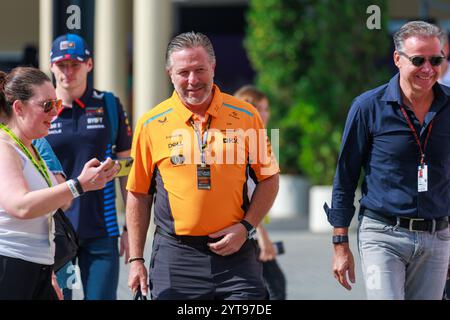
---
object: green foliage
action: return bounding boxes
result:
[245,0,390,183]
[245,0,316,122]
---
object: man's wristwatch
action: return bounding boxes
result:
[332,235,349,244]
[240,220,256,239]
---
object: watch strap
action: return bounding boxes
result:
[332,235,349,244]
[240,220,256,239]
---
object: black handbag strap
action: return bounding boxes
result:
[133,286,147,300]
[53,208,79,272]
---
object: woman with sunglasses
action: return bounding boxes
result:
[0,67,118,300]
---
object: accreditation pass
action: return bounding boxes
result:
[418,164,428,192]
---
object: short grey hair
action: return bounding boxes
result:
[393,20,444,51]
[165,31,216,69]
[439,26,449,46]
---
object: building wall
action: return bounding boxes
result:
[0,0,39,54]
[0,0,448,55]
[388,0,450,21]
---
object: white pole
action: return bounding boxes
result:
[133,0,172,126]
[39,0,53,77]
[94,0,129,112]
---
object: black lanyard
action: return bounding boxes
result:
[399,106,433,166]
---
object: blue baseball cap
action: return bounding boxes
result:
[50,34,91,63]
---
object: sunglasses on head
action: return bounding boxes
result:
[398,51,446,67]
[40,99,63,113]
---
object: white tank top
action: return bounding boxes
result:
[0,144,57,265]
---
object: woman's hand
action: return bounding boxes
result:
[77,158,119,192]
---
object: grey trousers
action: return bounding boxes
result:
[358,215,450,300]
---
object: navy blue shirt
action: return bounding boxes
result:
[326,73,450,227]
[46,87,132,239]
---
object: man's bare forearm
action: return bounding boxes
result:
[116,150,131,205]
[126,191,152,258]
[333,227,349,236]
[119,176,128,205]
[244,174,279,227]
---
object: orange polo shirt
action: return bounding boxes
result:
[127,85,279,235]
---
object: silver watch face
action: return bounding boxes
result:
[248,228,257,239]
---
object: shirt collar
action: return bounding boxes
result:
[55,86,92,117]
[73,86,93,109]
[380,73,403,105]
[425,82,449,122]
[171,84,223,123]
[381,73,449,109]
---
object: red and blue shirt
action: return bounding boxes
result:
[46,87,132,239]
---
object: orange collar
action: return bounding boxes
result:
[171,84,223,123]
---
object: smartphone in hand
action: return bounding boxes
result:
[115,157,134,177]
[101,158,116,170]
[273,241,285,255]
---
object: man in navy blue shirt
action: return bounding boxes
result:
[325,21,450,299]
[46,34,132,300]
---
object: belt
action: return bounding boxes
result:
[155,226,222,245]
[363,209,449,233]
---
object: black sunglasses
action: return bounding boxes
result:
[40,99,63,113]
[398,51,446,67]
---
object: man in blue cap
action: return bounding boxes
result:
[46,33,132,300]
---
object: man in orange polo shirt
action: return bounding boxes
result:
[126,31,279,300]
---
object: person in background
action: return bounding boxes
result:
[0,67,117,299]
[234,85,286,300]
[46,34,132,300]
